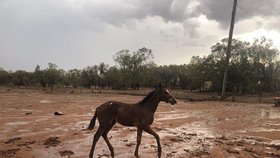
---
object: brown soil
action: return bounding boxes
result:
[44,137,61,148]
[59,150,75,156]
[0,88,280,158]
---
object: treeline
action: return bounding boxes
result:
[0,37,279,93]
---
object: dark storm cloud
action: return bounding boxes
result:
[80,0,192,26]
[1,0,278,35]
[79,0,280,29]
[193,0,280,28]
[79,0,199,37]
[141,0,191,22]
[77,0,280,33]
[0,0,279,71]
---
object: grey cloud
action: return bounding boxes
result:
[0,0,106,70]
[78,0,200,38]
[183,19,199,37]
[192,0,232,28]
[1,0,279,34]
[80,0,192,26]
[79,0,279,30]
[193,0,280,28]
[141,0,191,22]
[1,0,279,71]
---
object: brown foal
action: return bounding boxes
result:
[87,84,177,158]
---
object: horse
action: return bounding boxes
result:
[87,83,177,158]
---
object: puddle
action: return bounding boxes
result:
[157,113,189,121]
[21,109,41,112]
[0,107,17,112]
[261,109,280,119]
[157,111,177,114]
[270,140,280,145]
[257,128,280,132]
[5,121,31,126]
[266,123,280,126]
[40,100,51,104]
[17,129,30,132]
[63,121,214,158]
[165,122,214,138]
[34,117,50,122]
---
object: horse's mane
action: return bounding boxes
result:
[139,90,156,104]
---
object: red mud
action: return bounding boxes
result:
[0,88,280,158]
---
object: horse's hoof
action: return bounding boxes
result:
[89,152,94,158]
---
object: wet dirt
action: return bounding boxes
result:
[59,150,75,157]
[44,137,61,148]
[0,88,280,158]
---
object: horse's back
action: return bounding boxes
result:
[96,101,130,116]
[96,101,141,126]
[96,101,116,113]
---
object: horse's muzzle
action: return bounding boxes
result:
[168,98,177,105]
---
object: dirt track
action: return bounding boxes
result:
[0,88,280,158]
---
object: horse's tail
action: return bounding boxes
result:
[87,110,97,130]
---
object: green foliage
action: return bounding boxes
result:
[204,37,279,92]
[98,62,109,88]
[104,66,122,89]
[79,66,98,88]
[113,47,154,89]
[43,63,62,91]
[0,69,10,85]
[33,65,46,87]
[12,70,31,86]
[63,69,80,88]
[3,39,280,93]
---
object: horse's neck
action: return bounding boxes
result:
[142,93,161,113]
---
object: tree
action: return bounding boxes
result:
[12,70,31,86]
[210,38,251,92]
[0,69,10,85]
[69,69,80,88]
[80,66,98,88]
[33,65,46,88]
[104,66,122,89]
[113,47,154,89]
[200,37,280,93]
[98,62,109,89]
[44,63,61,91]
[248,37,279,91]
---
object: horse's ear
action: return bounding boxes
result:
[154,84,158,90]
[154,83,162,90]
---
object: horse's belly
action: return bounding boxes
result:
[116,118,135,127]
[117,118,153,127]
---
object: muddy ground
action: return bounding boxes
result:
[0,88,280,158]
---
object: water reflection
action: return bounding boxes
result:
[261,109,280,119]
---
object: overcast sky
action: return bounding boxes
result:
[1,0,280,71]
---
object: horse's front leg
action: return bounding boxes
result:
[134,127,143,157]
[143,126,161,158]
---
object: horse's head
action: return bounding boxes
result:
[156,83,177,105]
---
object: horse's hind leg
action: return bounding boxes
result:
[143,127,161,158]
[102,121,116,157]
[134,127,143,157]
[89,127,104,158]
